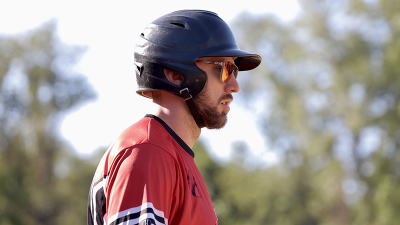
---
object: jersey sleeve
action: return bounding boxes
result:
[105,143,177,225]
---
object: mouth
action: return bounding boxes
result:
[220,100,231,106]
[219,95,233,111]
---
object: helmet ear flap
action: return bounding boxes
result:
[163,68,184,86]
[135,60,194,98]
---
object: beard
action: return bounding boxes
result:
[193,91,233,129]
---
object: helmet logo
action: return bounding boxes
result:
[134,62,143,76]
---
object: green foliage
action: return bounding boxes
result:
[212,0,400,224]
[0,21,97,225]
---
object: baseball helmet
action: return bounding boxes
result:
[134,10,261,128]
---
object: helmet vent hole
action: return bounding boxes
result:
[170,22,185,28]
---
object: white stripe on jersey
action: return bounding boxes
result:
[108,202,168,225]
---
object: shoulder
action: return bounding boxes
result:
[113,143,177,170]
[107,116,179,163]
[106,144,179,199]
[114,116,177,152]
[104,144,179,225]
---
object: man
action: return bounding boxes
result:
[87,10,261,225]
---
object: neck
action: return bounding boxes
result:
[153,94,201,148]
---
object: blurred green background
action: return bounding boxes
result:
[1,0,400,224]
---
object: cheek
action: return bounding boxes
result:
[203,86,223,106]
[201,68,225,101]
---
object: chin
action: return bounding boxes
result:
[194,92,229,129]
[204,114,227,130]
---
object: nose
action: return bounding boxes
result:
[225,74,240,93]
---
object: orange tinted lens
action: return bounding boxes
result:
[221,61,238,83]
[221,65,231,83]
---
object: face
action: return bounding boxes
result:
[194,57,240,129]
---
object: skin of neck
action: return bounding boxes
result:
[152,91,201,148]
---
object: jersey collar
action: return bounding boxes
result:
[145,114,195,158]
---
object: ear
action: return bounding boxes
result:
[163,69,184,85]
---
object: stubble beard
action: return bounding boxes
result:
[193,91,232,129]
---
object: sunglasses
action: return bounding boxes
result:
[197,60,239,83]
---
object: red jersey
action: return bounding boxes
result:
[87,115,219,225]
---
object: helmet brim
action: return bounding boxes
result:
[199,48,262,71]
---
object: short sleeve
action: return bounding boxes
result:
[105,144,177,225]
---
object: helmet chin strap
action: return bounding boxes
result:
[179,87,205,128]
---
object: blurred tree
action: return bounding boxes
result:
[0,21,97,225]
[212,0,400,224]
